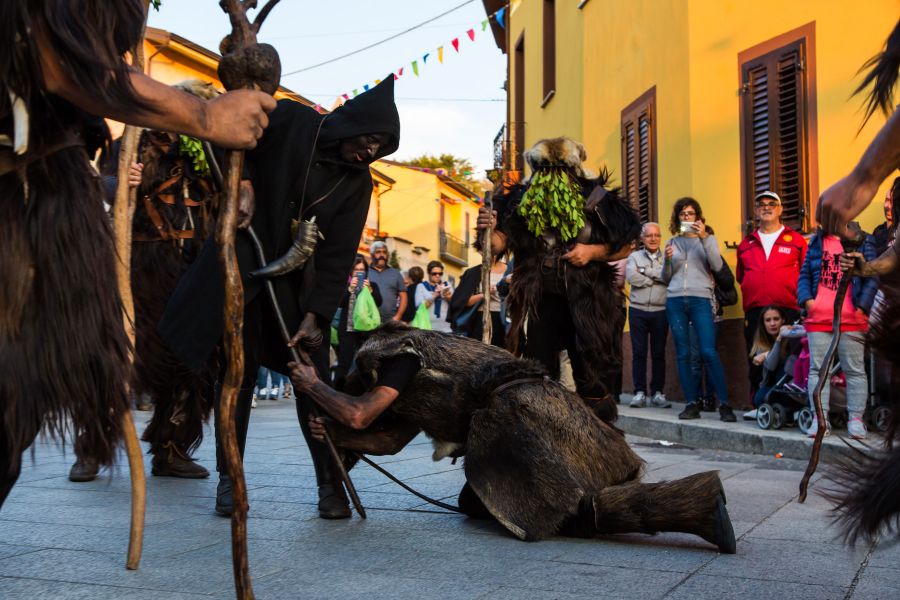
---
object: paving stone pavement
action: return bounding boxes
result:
[0,400,896,599]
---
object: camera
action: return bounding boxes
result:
[679,221,695,234]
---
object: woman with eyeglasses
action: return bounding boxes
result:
[663,197,735,421]
[415,260,454,332]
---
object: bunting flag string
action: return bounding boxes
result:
[329,2,511,106]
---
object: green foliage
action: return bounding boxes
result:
[178,135,210,176]
[402,153,484,195]
[517,168,585,241]
[150,0,162,11]
[388,249,401,270]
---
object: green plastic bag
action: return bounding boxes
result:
[330,326,339,347]
[410,301,432,330]
[352,286,381,332]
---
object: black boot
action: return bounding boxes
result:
[68,458,99,482]
[215,474,233,517]
[152,441,210,479]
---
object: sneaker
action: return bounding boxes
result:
[719,405,736,422]
[807,416,831,438]
[650,392,671,408]
[743,409,758,421]
[629,391,647,408]
[848,416,867,440]
[251,395,258,408]
[679,403,701,419]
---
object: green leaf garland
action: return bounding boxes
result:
[178,135,210,177]
[517,168,584,241]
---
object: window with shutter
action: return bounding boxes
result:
[739,24,817,234]
[621,87,657,224]
[542,0,556,106]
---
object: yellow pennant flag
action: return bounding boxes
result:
[438,46,444,63]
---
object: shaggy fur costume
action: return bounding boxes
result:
[1,0,147,505]
[348,323,733,549]
[128,128,217,458]
[495,137,640,407]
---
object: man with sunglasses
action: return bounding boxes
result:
[736,191,807,395]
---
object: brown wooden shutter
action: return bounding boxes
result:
[621,87,657,223]
[740,38,810,233]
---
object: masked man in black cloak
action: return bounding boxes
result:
[160,77,400,519]
[0,0,273,508]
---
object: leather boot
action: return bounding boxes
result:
[298,402,351,519]
[152,441,210,479]
[215,473,233,517]
[68,458,99,482]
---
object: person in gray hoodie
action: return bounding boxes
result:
[662,198,735,422]
[626,223,671,408]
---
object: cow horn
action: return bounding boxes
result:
[250,216,322,278]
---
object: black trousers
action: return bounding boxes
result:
[213,296,337,488]
[629,307,668,395]
[522,292,608,399]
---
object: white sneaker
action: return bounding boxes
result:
[848,416,867,440]
[807,416,830,438]
[251,393,258,409]
[743,409,758,420]
[650,392,671,408]
[629,391,647,408]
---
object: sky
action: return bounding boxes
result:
[147,0,507,175]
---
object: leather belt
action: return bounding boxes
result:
[0,131,84,178]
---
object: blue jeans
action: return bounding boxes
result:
[666,296,730,407]
[256,367,287,391]
[689,319,719,400]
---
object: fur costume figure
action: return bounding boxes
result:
[304,322,736,551]
[491,137,641,422]
[129,90,220,474]
[822,18,900,544]
[0,0,148,505]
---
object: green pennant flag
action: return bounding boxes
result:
[481,19,489,31]
[412,60,419,76]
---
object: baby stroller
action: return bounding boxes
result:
[867,350,895,433]
[755,329,848,433]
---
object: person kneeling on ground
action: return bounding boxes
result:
[289,322,736,552]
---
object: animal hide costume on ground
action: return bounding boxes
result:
[333,323,735,551]
[494,138,641,422]
[0,0,147,506]
[160,77,400,504]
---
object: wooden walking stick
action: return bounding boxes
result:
[481,192,494,345]
[216,2,282,598]
[799,223,865,503]
[112,1,152,570]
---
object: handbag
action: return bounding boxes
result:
[410,302,433,330]
[351,286,381,332]
[711,259,738,308]
[454,299,484,331]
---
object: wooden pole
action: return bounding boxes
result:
[481,192,493,345]
[112,2,150,571]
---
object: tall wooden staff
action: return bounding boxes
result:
[112,1,151,571]
[216,1,282,598]
[481,192,493,345]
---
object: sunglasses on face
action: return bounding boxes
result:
[430,271,443,276]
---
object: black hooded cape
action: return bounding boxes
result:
[159,77,400,371]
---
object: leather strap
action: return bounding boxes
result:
[0,130,84,178]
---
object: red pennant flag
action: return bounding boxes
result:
[451,38,460,52]
[342,93,349,100]
[467,29,475,41]
[398,67,404,77]
[393,73,399,80]
[314,104,321,113]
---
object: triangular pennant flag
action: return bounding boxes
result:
[352,89,358,97]
[451,38,460,52]
[467,29,475,42]
[398,67,404,77]
[363,84,370,92]
[393,73,399,80]
[481,19,489,31]
[411,60,419,76]
[423,52,430,64]
[496,7,506,29]
[342,93,349,100]
[511,0,522,10]
[375,78,381,85]
[314,104,321,113]
[438,46,444,63]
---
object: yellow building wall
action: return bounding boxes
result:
[510,0,898,320]
[508,0,585,159]
[374,161,481,282]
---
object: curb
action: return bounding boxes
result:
[617,402,873,464]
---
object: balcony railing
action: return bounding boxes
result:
[493,123,509,170]
[439,231,468,267]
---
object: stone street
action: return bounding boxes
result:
[0,399,897,599]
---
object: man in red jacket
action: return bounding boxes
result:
[736,191,807,392]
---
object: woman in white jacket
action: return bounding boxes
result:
[415,260,454,332]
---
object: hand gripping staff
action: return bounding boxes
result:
[216,1,282,598]
[798,222,865,503]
